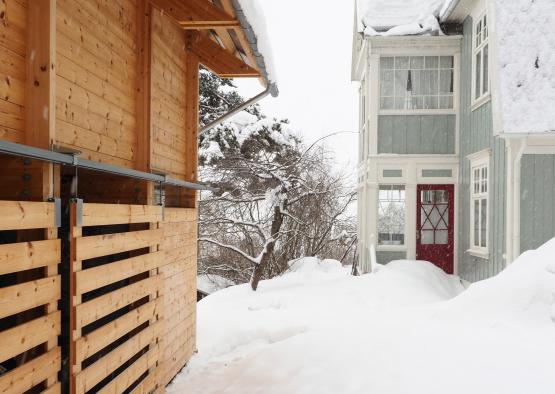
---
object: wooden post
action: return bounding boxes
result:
[69,199,82,394]
[184,34,200,208]
[136,0,153,173]
[26,0,56,150]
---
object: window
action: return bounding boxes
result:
[378,185,405,245]
[473,13,489,101]
[359,79,367,160]
[470,155,489,253]
[380,56,454,110]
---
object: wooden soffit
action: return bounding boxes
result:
[149,0,265,82]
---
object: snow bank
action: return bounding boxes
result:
[493,0,555,133]
[446,238,555,326]
[168,244,555,394]
[197,274,235,295]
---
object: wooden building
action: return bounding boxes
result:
[352,0,555,281]
[0,0,275,392]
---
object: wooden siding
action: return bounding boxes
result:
[378,115,456,154]
[150,10,188,179]
[0,0,27,143]
[0,200,61,393]
[55,0,138,168]
[376,251,406,265]
[520,155,555,252]
[457,16,506,282]
[70,202,197,393]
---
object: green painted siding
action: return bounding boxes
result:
[520,155,555,252]
[457,16,506,282]
[376,251,407,264]
[378,115,456,154]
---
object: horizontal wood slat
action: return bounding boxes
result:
[0,348,61,394]
[75,322,162,394]
[0,276,60,319]
[81,204,163,226]
[75,299,160,364]
[97,345,159,394]
[75,229,163,261]
[163,208,197,223]
[74,276,160,331]
[42,382,62,394]
[75,251,165,295]
[0,239,60,275]
[0,201,56,230]
[0,311,61,364]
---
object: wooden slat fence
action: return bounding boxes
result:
[0,200,61,394]
[70,202,164,394]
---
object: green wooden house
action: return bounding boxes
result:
[352,0,555,281]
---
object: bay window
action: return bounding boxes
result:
[380,56,454,110]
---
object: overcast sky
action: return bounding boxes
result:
[234,0,359,170]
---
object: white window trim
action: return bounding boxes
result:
[378,54,457,114]
[471,11,490,108]
[468,150,490,257]
[377,184,407,249]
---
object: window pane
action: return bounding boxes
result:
[425,56,439,69]
[381,97,394,109]
[436,230,448,245]
[483,44,489,95]
[380,57,394,70]
[422,230,434,245]
[439,96,453,109]
[424,96,438,109]
[395,56,410,69]
[476,20,482,46]
[394,70,409,97]
[411,56,424,69]
[481,198,487,247]
[439,69,454,94]
[411,70,423,95]
[474,200,480,246]
[381,70,394,96]
[411,96,424,109]
[378,185,406,245]
[475,51,482,99]
[440,56,454,69]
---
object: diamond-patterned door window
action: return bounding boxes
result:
[420,190,449,245]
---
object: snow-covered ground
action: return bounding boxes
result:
[168,241,555,394]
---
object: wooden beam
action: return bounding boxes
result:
[187,31,260,78]
[183,47,200,208]
[136,0,152,173]
[26,0,56,149]
[150,0,239,29]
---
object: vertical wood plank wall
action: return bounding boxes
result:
[150,10,187,180]
[0,200,61,393]
[0,0,27,144]
[55,0,139,168]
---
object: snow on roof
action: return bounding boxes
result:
[493,0,555,134]
[233,0,279,96]
[357,0,448,36]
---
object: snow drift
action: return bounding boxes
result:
[168,240,555,394]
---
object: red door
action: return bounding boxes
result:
[416,184,454,274]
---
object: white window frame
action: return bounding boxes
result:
[359,77,367,161]
[377,184,406,249]
[378,55,456,114]
[468,150,490,257]
[472,12,490,108]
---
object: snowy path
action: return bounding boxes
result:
[168,244,555,394]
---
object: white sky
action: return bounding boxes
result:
[234,0,359,170]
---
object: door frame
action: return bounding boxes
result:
[416,184,456,274]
